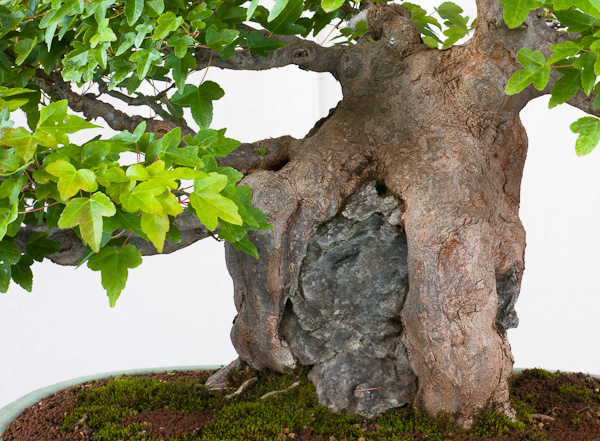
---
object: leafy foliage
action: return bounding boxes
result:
[0,0,598,305]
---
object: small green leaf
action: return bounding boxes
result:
[125,0,144,25]
[46,160,98,200]
[547,41,581,65]
[549,68,581,108]
[130,49,162,80]
[0,241,21,265]
[505,48,550,94]
[26,233,61,262]
[320,0,343,13]
[246,0,259,20]
[140,211,170,252]
[205,25,239,51]
[153,11,183,40]
[436,2,469,34]
[11,255,34,292]
[570,116,600,155]
[247,31,287,57]
[120,179,168,215]
[87,244,143,307]
[58,193,116,252]
[498,0,543,28]
[190,172,242,230]
[15,37,37,66]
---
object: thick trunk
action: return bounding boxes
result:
[224,4,527,426]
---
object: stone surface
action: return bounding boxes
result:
[496,268,520,331]
[280,182,417,417]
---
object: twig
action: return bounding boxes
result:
[224,377,258,400]
[260,381,301,400]
[354,386,382,392]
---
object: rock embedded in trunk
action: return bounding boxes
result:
[280,182,417,416]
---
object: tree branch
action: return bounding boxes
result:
[15,211,214,266]
[194,31,344,77]
[566,89,600,118]
[217,135,297,175]
[32,69,195,138]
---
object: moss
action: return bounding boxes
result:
[510,394,538,422]
[558,382,593,403]
[528,432,552,441]
[58,370,531,441]
[467,411,526,437]
[518,368,559,380]
[375,408,454,441]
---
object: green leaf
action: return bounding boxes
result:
[165,52,196,92]
[246,0,259,20]
[140,211,170,252]
[125,0,144,25]
[0,148,20,174]
[37,101,99,141]
[87,244,143,307]
[247,31,287,57]
[269,0,290,20]
[320,0,344,13]
[205,25,239,51]
[258,0,305,35]
[570,116,600,155]
[26,233,61,262]
[0,204,18,242]
[58,193,116,252]
[554,10,600,32]
[549,68,581,108]
[15,37,37,66]
[11,255,33,292]
[46,160,98,200]
[0,241,21,265]
[505,48,551,94]
[167,34,194,58]
[554,0,600,18]
[153,11,183,40]
[89,18,117,48]
[498,0,543,28]
[572,51,597,95]
[130,49,161,80]
[171,82,225,128]
[120,179,168,215]
[190,172,243,230]
[548,40,582,65]
[436,2,469,33]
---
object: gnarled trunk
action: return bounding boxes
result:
[224,4,527,426]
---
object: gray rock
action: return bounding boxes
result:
[280,182,416,416]
[496,268,520,331]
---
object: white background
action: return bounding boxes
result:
[2,0,600,410]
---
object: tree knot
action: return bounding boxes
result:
[366,3,422,51]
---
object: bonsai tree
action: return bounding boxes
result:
[1,0,600,427]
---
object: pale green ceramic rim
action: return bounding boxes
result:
[0,365,223,440]
[1,367,597,440]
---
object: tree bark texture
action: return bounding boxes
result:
[225,4,533,427]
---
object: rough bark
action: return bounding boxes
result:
[224,3,534,426]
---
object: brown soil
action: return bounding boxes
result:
[3,369,600,441]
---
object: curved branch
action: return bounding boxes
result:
[16,211,213,266]
[216,135,297,174]
[32,69,196,138]
[194,31,344,77]
[566,89,600,117]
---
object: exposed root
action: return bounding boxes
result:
[224,377,258,400]
[260,381,301,400]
